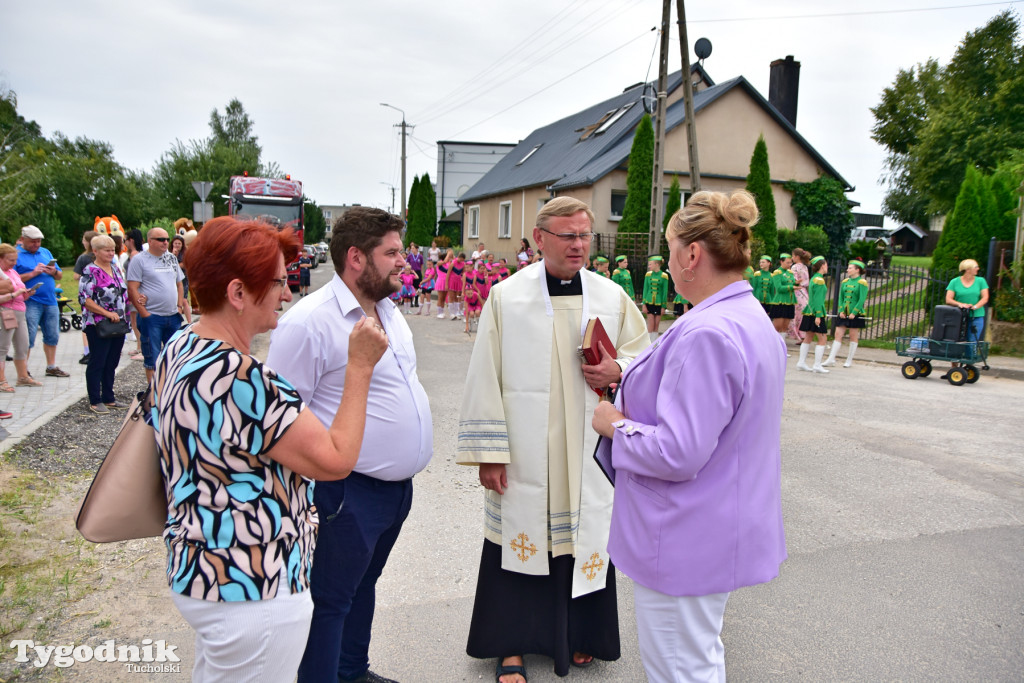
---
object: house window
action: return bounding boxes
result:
[468,205,480,239]
[595,103,633,135]
[610,191,627,219]
[498,202,512,239]
[516,144,542,165]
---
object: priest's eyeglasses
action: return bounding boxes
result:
[539,227,595,243]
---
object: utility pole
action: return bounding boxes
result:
[380,103,411,221]
[649,0,671,255]
[676,0,701,194]
[380,182,396,214]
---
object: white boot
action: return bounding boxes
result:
[421,301,431,316]
[437,302,445,318]
[402,301,410,314]
[649,331,659,343]
[843,342,858,368]
[796,343,813,371]
[812,345,829,373]
[779,331,790,356]
[822,342,840,367]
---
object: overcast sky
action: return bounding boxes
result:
[2,0,1020,224]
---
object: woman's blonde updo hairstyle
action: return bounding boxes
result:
[666,190,759,272]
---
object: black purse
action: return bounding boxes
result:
[95,317,130,338]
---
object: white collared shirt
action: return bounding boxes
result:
[267,274,433,481]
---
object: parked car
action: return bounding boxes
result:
[304,246,319,269]
[849,227,895,246]
[315,243,329,263]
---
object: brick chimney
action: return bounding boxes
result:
[768,56,800,128]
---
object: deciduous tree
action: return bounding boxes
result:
[785,176,854,259]
[872,11,1024,221]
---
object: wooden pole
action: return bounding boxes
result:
[648,0,671,256]
[676,0,701,195]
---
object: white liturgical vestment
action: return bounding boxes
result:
[457,261,648,597]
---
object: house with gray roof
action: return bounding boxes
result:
[457,58,852,262]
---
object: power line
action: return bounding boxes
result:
[417,0,645,126]
[688,0,1023,23]
[414,0,592,122]
[445,26,655,140]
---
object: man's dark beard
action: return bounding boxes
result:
[357,259,399,301]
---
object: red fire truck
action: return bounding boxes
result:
[228,175,305,289]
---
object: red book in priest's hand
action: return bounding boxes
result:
[581,317,617,366]
[581,317,618,399]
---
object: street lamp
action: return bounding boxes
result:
[380,103,410,222]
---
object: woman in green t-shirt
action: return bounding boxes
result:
[945,258,989,342]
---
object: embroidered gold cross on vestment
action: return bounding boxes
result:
[510,532,538,563]
[581,552,604,580]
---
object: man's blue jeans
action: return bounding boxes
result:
[137,313,182,369]
[24,301,60,348]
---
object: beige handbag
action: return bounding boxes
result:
[76,386,168,543]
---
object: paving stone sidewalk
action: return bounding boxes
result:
[0,323,143,450]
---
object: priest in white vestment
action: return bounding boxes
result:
[457,197,649,682]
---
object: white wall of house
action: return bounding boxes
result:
[436,141,516,218]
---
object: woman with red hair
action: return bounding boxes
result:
[153,216,389,682]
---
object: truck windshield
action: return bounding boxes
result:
[232,199,302,230]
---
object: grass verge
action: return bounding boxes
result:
[0,465,98,662]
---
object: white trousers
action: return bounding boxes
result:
[633,580,731,683]
[172,589,313,683]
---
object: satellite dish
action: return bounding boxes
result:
[694,38,712,61]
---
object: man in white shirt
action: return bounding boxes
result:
[268,207,433,683]
[471,242,486,260]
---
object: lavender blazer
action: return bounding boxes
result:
[606,279,787,596]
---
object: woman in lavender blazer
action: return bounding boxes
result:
[593,190,787,682]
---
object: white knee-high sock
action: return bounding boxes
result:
[797,343,812,370]
[813,345,829,373]
[824,341,841,365]
[844,341,859,367]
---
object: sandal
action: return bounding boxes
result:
[571,653,594,668]
[17,376,43,387]
[0,381,14,393]
[495,658,527,683]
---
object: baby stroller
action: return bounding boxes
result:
[55,288,83,332]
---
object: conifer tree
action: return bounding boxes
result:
[745,135,778,259]
[618,114,654,233]
[931,165,989,276]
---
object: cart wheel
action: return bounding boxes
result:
[59,317,70,332]
[964,365,979,384]
[917,360,933,377]
[71,315,82,330]
[901,361,920,379]
[947,368,967,386]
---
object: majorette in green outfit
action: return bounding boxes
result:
[823,259,869,368]
[643,260,670,307]
[593,256,611,278]
[611,255,635,300]
[643,255,670,340]
[769,253,796,353]
[750,255,774,311]
[796,255,831,373]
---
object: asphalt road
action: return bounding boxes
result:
[168,263,1024,681]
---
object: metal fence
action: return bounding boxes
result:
[825,259,956,341]
[592,232,667,294]
[590,234,975,341]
